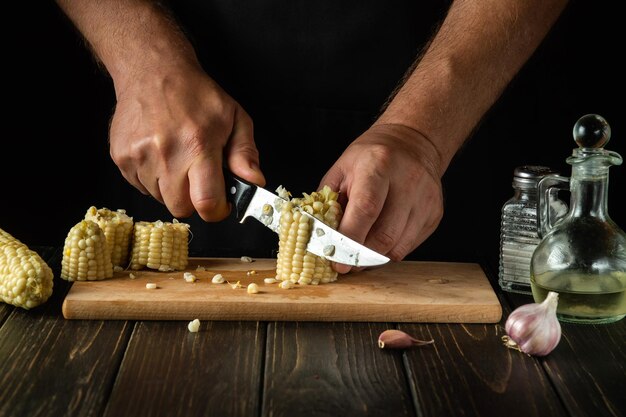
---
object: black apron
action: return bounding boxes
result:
[123,1,451,257]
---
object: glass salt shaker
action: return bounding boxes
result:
[531,114,626,324]
[499,166,567,294]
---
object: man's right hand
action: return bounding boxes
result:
[55,0,265,222]
[109,64,265,222]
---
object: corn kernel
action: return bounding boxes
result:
[187,319,200,333]
[247,283,259,294]
[211,274,224,284]
[183,272,197,283]
[279,280,292,289]
[146,282,157,289]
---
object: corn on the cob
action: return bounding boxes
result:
[61,220,113,281]
[0,227,54,309]
[84,206,134,268]
[129,219,190,271]
[275,185,343,285]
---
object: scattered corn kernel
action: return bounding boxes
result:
[183,272,197,283]
[211,274,224,284]
[279,280,293,289]
[230,280,243,289]
[196,265,206,271]
[129,273,136,279]
[146,282,157,289]
[264,277,277,284]
[247,283,259,294]
[187,319,200,333]
[240,256,253,263]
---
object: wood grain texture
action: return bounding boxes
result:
[62,258,502,323]
[263,322,416,417]
[401,286,567,417]
[544,322,626,417]
[399,322,567,417]
[0,303,12,325]
[0,257,132,417]
[506,293,626,417]
[104,320,265,417]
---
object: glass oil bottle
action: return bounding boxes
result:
[531,114,626,324]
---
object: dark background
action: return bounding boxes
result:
[2,0,624,270]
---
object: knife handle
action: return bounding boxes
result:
[223,170,256,221]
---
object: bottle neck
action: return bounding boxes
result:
[568,165,610,219]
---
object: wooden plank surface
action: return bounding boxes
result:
[262,322,416,417]
[62,258,502,323]
[506,293,626,417]
[104,320,265,417]
[399,321,567,417]
[0,248,133,417]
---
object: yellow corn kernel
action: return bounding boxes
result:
[84,206,134,268]
[0,227,54,309]
[61,220,113,281]
[129,220,190,271]
[274,185,343,285]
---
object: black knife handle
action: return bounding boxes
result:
[223,169,256,221]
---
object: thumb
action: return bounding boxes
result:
[226,106,266,186]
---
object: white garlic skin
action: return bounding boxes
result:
[505,291,562,356]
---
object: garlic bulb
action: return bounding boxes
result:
[378,329,434,349]
[503,291,561,356]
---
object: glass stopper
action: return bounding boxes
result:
[573,114,611,148]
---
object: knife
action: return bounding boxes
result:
[224,171,390,267]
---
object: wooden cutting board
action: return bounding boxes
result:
[62,258,502,323]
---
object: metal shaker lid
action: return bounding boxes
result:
[513,165,559,187]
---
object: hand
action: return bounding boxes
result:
[109,64,265,221]
[319,124,444,273]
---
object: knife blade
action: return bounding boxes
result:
[224,171,390,267]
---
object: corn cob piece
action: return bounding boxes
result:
[84,206,134,268]
[275,185,343,285]
[61,220,113,281]
[0,227,54,309]
[129,219,190,271]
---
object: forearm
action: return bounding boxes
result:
[377,0,568,177]
[55,0,200,93]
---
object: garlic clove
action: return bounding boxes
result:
[503,291,562,356]
[378,329,434,349]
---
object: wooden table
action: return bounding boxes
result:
[1,247,624,417]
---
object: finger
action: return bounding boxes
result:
[389,198,443,261]
[226,107,266,186]
[362,182,412,254]
[333,172,389,274]
[136,170,164,203]
[188,152,230,222]
[158,171,195,219]
[386,208,424,262]
[118,167,150,195]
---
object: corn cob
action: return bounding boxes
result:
[84,206,134,268]
[61,220,113,281]
[0,227,54,309]
[275,185,343,285]
[129,219,190,271]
